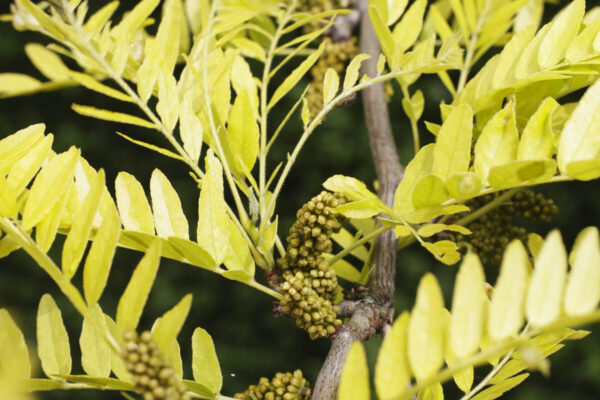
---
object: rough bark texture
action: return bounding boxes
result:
[312,2,405,398]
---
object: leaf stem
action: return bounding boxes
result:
[0,217,121,353]
[327,224,391,266]
[259,0,298,222]
[460,350,515,400]
[263,62,447,227]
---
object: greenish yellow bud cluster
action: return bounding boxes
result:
[279,191,346,339]
[307,38,358,120]
[122,331,189,400]
[234,370,310,400]
[452,190,559,267]
[506,190,559,222]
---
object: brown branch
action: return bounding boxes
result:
[312,2,405,398]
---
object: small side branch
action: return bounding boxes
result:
[313,2,405,398]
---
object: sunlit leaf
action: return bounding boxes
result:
[192,328,222,395]
[338,342,370,400]
[37,294,72,377]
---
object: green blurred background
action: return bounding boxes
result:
[1,2,599,399]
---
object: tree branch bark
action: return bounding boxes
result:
[312,2,405,398]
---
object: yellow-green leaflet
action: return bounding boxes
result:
[388,0,409,25]
[375,312,411,399]
[393,144,435,215]
[514,23,551,81]
[192,328,222,395]
[564,227,600,316]
[514,0,544,32]
[258,217,278,262]
[167,237,217,270]
[228,90,259,173]
[25,43,70,82]
[368,6,395,67]
[334,199,384,219]
[137,38,159,102]
[157,74,179,131]
[62,169,105,279]
[343,54,371,91]
[115,172,155,234]
[487,160,556,189]
[488,240,530,341]
[179,94,203,163]
[433,104,473,181]
[68,71,133,103]
[331,229,369,262]
[37,294,72,377]
[0,309,31,379]
[152,294,193,354]
[231,56,259,116]
[517,97,559,160]
[408,273,445,382]
[150,169,189,239]
[0,73,42,98]
[0,175,17,219]
[71,104,157,130]
[538,0,584,69]
[557,78,600,179]
[322,175,381,203]
[223,217,255,277]
[526,230,567,327]
[7,133,53,196]
[449,0,470,39]
[492,26,535,90]
[36,180,73,252]
[566,16,600,62]
[22,146,79,231]
[112,0,160,39]
[402,89,425,121]
[104,315,131,382]
[392,0,427,52]
[169,339,184,379]
[83,1,119,35]
[417,383,444,400]
[442,309,473,393]
[0,123,45,173]
[469,373,529,400]
[473,100,518,185]
[338,342,370,400]
[323,68,340,105]
[80,304,111,378]
[197,151,229,265]
[450,253,485,358]
[116,240,161,331]
[417,224,471,238]
[329,258,361,283]
[155,0,180,75]
[412,174,449,209]
[83,197,120,307]
[268,41,326,109]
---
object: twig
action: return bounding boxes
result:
[312,1,405,398]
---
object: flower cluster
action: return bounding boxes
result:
[452,190,559,267]
[279,191,346,339]
[234,370,310,400]
[122,331,189,400]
